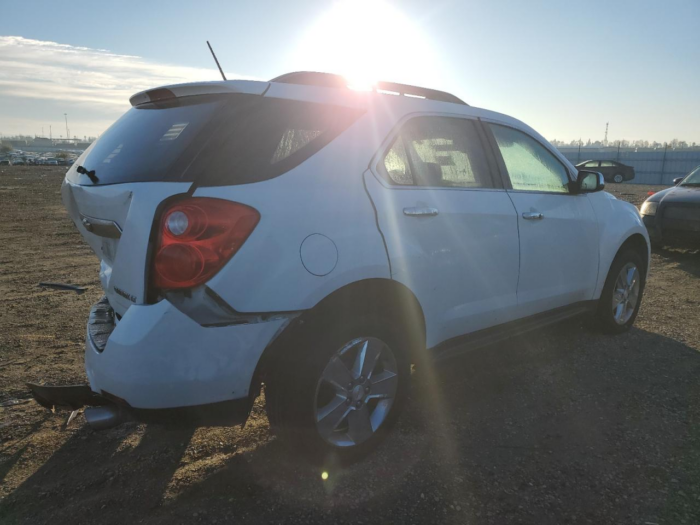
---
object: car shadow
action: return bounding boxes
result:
[653,245,700,278]
[2,320,699,524]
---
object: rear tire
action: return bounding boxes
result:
[596,249,645,334]
[265,312,411,463]
[613,173,624,183]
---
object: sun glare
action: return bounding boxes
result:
[294,0,441,88]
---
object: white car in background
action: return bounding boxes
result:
[29,72,650,461]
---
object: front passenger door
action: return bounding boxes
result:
[486,123,599,316]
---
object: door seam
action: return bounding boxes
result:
[362,170,393,278]
[504,190,522,302]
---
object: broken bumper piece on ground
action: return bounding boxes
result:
[25,382,253,429]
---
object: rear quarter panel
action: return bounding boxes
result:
[194,119,391,313]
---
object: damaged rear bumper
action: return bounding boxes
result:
[27,382,254,428]
[28,294,291,429]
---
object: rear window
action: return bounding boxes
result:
[68,95,363,186]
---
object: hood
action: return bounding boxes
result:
[647,185,700,204]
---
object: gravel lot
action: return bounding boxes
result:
[1,166,699,524]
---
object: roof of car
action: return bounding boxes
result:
[576,160,623,165]
[270,71,468,106]
[130,72,468,108]
[126,73,575,171]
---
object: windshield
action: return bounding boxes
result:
[681,165,700,185]
[68,94,363,186]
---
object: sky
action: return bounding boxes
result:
[0,0,698,143]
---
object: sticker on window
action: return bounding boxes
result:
[102,144,123,164]
[160,123,189,142]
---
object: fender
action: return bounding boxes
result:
[588,191,650,299]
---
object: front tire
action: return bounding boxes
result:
[265,313,411,463]
[596,249,645,334]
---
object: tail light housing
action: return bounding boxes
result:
[152,198,260,290]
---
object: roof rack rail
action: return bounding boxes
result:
[270,71,468,106]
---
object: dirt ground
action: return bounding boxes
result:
[1,166,699,525]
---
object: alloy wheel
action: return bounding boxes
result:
[314,337,399,447]
[612,262,640,325]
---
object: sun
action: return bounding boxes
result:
[293,0,441,89]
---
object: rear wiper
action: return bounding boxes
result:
[76,165,99,184]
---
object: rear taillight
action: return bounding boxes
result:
[152,198,260,290]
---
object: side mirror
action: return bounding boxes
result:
[574,170,605,193]
[673,177,684,185]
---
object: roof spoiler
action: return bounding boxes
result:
[129,80,270,107]
[270,71,468,106]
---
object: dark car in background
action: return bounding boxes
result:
[640,165,700,247]
[576,160,635,183]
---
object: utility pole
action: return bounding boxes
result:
[604,122,609,146]
[64,114,69,140]
[577,139,582,163]
[660,143,668,184]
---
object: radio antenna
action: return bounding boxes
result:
[207,41,227,81]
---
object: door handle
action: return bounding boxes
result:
[403,207,439,217]
[522,212,544,220]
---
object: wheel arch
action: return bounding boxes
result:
[597,232,650,300]
[254,278,426,389]
[615,233,650,275]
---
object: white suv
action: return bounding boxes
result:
[31,72,649,460]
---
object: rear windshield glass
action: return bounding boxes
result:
[68,94,363,186]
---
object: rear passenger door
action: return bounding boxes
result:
[364,116,521,348]
[484,123,599,316]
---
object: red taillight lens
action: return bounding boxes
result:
[152,198,260,290]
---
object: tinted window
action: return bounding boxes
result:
[489,125,570,193]
[68,95,230,185]
[194,97,363,186]
[600,161,616,167]
[69,95,363,186]
[383,117,493,188]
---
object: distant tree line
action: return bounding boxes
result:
[550,138,699,150]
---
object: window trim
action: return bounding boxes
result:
[372,112,504,191]
[480,120,577,195]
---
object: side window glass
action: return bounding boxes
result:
[600,161,615,167]
[489,124,570,193]
[271,129,323,164]
[585,161,599,168]
[383,137,413,185]
[383,117,493,188]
